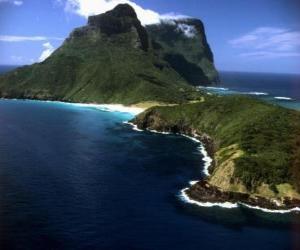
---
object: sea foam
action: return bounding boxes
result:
[180,187,238,209]
[274,97,293,101]
[246,92,268,96]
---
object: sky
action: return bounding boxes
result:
[0,0,300,74]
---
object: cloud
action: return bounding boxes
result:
[0,0,23,6]
[62,0,187,26]
[176,24,196,38]
[13,1,23,6]
[39,42,55,62]
[229,27,300,59]
[0,35,63,42]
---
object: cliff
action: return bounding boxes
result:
[132,95,300,210]
[146,19,219,85]
[0,4,217,105]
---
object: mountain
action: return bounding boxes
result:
[146,19,219,85]
[133,95,300,210]
[0,4,217,105]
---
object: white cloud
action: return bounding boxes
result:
[0,35,63,42]
[13,1,23,6]
[0,0,23,6]
[229,27,300,59]
[176,23,196,38]
[39,42,55,62]
[62,0,187,26]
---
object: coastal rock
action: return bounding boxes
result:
[186,181,300,211]
[146,19,219,85]
[87,4,149,51]
[132,98,300,212]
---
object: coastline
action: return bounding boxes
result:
[180,181,300,214]
[2,98,300,214]
[128,119,300,214]
[0,98,145,116]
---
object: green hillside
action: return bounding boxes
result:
[0,4,217,105]
[133,95,300,202]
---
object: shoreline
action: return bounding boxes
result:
[0,98,145,116]
[127,121,300,214]
[124,122,213,176]
[3,97,300,214]
[180,181,300,214]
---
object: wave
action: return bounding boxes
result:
[202,86,229,91]
[124,124,212,176]
[180,187,238,209]
[179,134,212,176]
[198,144,213,176]
[147,129,172,135]
[274,97,293,101]
[245,92,268,96]
[123,121,144,132]
[180,182,300,214]
[240,203,300,214]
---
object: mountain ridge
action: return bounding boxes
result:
[0,4,218,104]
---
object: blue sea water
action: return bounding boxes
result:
[0,99,299,250]
[0,67,300,249]
[199,71,300,111]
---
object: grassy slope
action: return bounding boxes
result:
[0,31,201,105]
[134,95,300,198]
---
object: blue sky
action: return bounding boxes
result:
[0,0,299,74]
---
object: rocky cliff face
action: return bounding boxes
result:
[147,19,219,85]
[132,97,300,210]
[0,4,218,104]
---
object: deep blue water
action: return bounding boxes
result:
[0,99,300,250]
[200,71,300,111]
[220,71,300,100]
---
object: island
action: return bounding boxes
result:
[0,4,299,212]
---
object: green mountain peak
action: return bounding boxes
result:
[0,4,218,104]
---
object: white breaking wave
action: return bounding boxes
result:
[147,129,172,135]
[246,92,269,96]
[181,134,212,176]
[201,86,229,91]
[241,203,300,214]
[274,96,293,100]
[180,187,238,209]
[198,144,213,176]
[123,121,143,131]
[180,181,300,214]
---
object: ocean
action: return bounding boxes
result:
[200,71,300,111]
[0,67,300,249]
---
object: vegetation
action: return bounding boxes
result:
[147,20,219,85]
[1,4,298,201]
[0,4,217,105]
[134,95,300,196]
